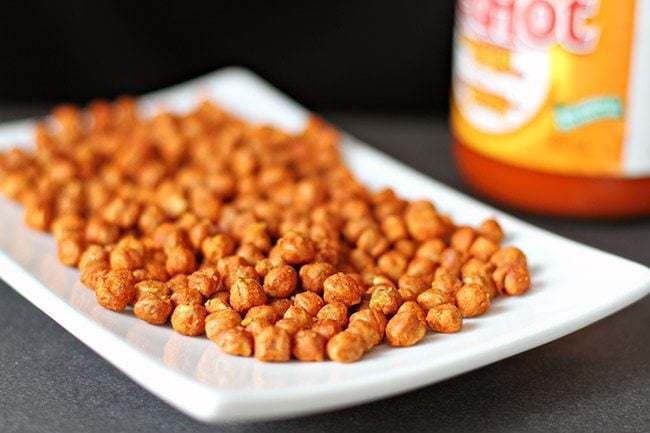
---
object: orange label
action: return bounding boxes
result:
[451,0,640,177]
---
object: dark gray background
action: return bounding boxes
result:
[0,107,648,433]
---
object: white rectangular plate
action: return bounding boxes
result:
[0,67,648,423]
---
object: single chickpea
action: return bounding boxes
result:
[431,272,462,297]
[455,283,491,317]
[229,277,267,314]
[201,234,236,263]
[51,214,85,240]
[311,319,341,340]
[469,236,499,262]
[275,318,302,336]
[236,243,264,265]
[500,263,531,296]
[349,308,387,336]
[394,239,416,259]
[377,250,409,281]
[397,275,429,302]
[385,311,426,347]
[450,226,476,253]
[417,288,454,310]
[171,304,207,336]
[135,280,171,300]
[316,302,349,328]
[461,257,494,279]
[80,261,109,290]
[380,214,408,242]
[95,269,136,311]
[166,274,189,292]
[254,256,284,277]
[357,227,390,258]
[138,205,168,234]
[348,248,374,272]
[85,217,119,245]
[276,231,316,264]
[204,296,231,313]
[133,293,173,325]
[463,273,498,300]
[478,218,504,244]
[165,245,197,276]
[426,303,463,333]
[78,245,109,271]
[110,246,145,270]
[283,305,313,329]
[404,205,448,241]
[188,269,221,298]
[292,329,326,361]
[299,262,336,294]
[397,301,426,321]
[187,220,216,250]
[241,305,277,327]
[406,257,438,280]
[263,265,297,298]
[326,331,365,363]
[240,221,272,252]
[205,309,242,342]
[490,246,527,268]
[439,247,462,277]
[254,326,291,362]
[323,273,362,306]
[369,284,402,315]
[24,201,53,231]
[170,287,203,306]
[57,236,84,267]
[214,327,254,357]
[347,319,382,351]
[269,298,293,317]
[245,318,274,337]
[415,239,446,262]
[294,292,325,316]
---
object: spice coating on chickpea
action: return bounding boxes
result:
[205,309,242,342]
[95,269,136,311]
[385,311,427,347]
[292,329,326,361]
[263,264,297,298]
[426,303,463,333]
[455,283,491,317]
[323,273,362,306]
[369,284,402,315]
[171,304,207,336]
[230,277,267,314]
[326,331,365,363]
[299,262,336,293]
[134,294,173,325]
[254,326,291,362]
[215,327,254,357]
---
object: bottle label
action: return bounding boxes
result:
[451,0,650,177]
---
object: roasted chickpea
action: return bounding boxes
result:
[135,280,171,300]
[214,327,254,357]
[299,262,336,293]
[455,283,491,317]
[380,214,408,242]
[171,287,203,306]
[369,284,402,315]
[292,329,326,361]
[204,296,231,313]
[326,331,365,363]
[478,218,504,244]
[415,239,445,262]
[450,226,476,253]
[377,250,408,281]
[78,245,109,271]
[95,269,136,311]
[385,311,426,347]
[269,298,293,317]
[397,301,426,321]
[293,292,325,316]
[276,231,316,264]
[311,318,341,340]
[417,288,453,310]
[134,293,173,325]
[171,304,207,336]
[283,305,313,329]
[80,261,109,290]
[229,277,267,313]
[188,268,221,298]
[490,246,527,268]
[263,265,297,298]
[165,245,197,276]
[397,275,429,302]
[469,236,499,262]
[274,318,302,336]
[57,236,84,267]
[323,273,362,306]
[205,309,242,341]
[426,303,463,333]
[254,326,291,362]
[357,228,389,258]
[347,319,382,351]
[316,302,349,328]
[201,234,236,263]
[499,263,531,296]
[349,308,387,336]
[241,305,277,327]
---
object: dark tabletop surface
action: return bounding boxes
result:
[0,108,648,433]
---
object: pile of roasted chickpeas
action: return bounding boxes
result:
[0,99,531,363]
